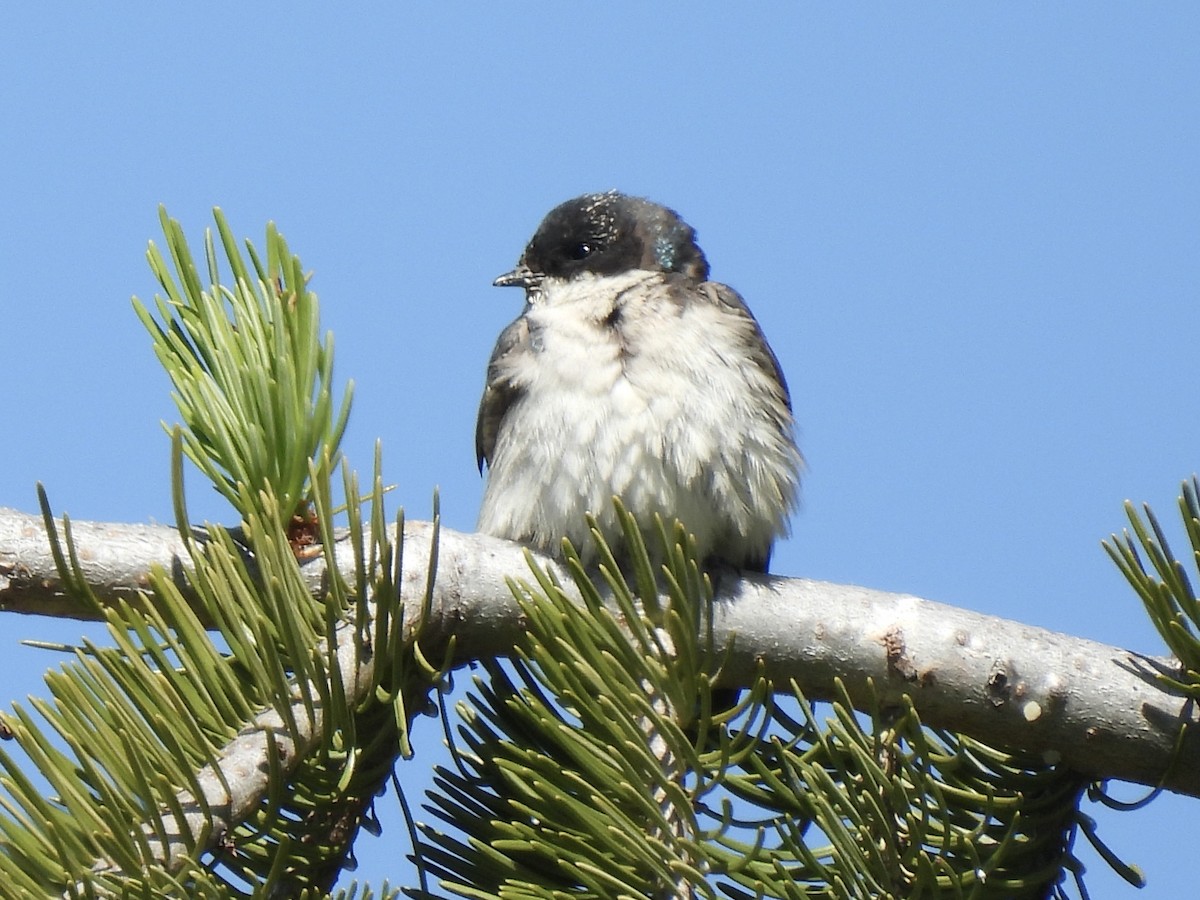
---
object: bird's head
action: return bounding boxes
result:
[494,191,710,291]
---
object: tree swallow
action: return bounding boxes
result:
[476,191,802,573]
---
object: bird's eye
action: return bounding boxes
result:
[569,242,594,260]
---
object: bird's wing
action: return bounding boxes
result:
[475,315,531,472]
[696,281,798,574]
[697,281,793,413]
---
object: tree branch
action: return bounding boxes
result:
[2,505,1197,806]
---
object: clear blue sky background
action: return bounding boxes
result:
[2,6,1198,897]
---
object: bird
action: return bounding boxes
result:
[475,191,802,577]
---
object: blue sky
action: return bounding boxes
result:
[2,5,1198,896]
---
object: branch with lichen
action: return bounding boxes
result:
[2,503,1197,803]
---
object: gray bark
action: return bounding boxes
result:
[1,505,1196,811]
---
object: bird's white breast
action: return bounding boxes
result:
[477,270,800,566]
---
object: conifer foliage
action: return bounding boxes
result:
[0,212,1172,898]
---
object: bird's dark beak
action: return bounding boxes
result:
[493,263,536,289]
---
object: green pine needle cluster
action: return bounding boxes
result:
[134,206,352,525]
[414,509,1094,899]
[1106,477,1200,688]
[0,211,430,898]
